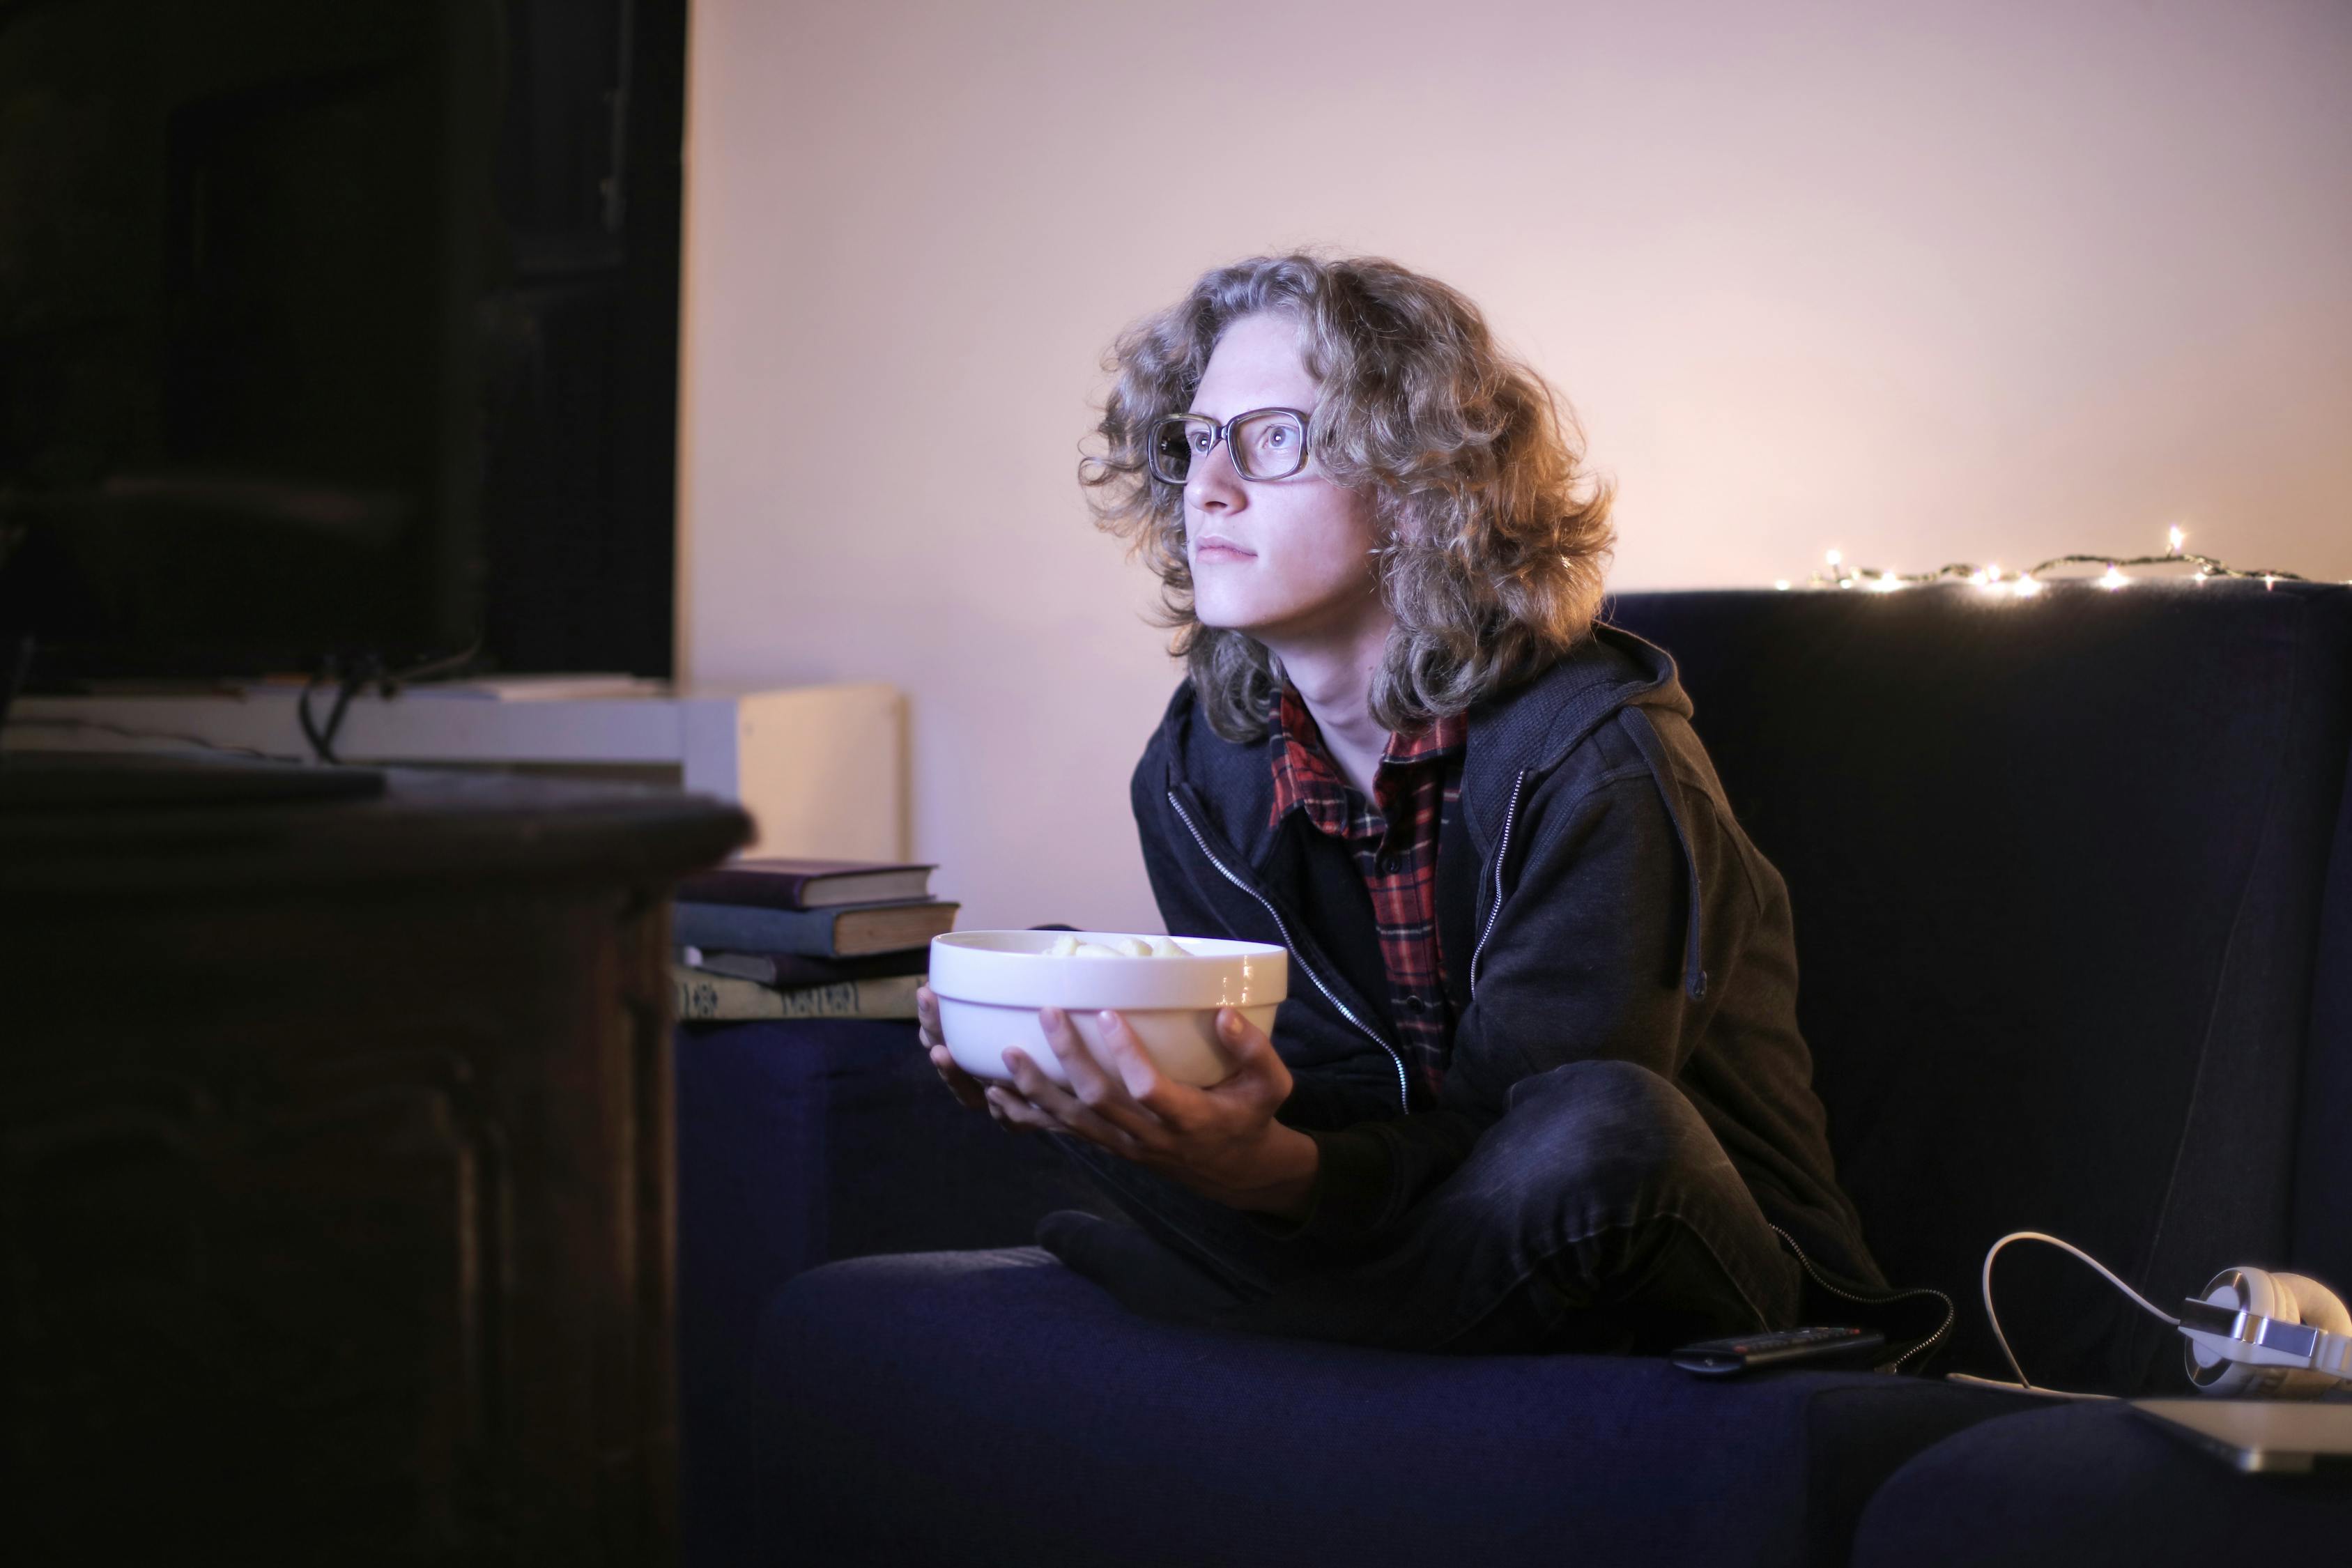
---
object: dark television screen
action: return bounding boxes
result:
[0,0,493,677]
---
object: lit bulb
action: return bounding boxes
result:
[2168,526,2186,555]
[1774,578,1791,592]
[1986,563,2003,582]
[1868,572,1905,593]
[1967,570,1987,586]
[2264,574,2278,590]
[1825,548,1843,567]
[2013,575,2043,599]
[2098,564,2128,591]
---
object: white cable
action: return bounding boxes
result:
[1943,1371,2111,1401]
[1981,1231,2182,1394]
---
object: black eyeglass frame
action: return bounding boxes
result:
[1146,406,1316,486]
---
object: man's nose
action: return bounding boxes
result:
[1184,436,1245,511]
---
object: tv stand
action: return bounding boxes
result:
[3,765,751,1561]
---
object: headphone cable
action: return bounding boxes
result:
[1973,1231,2183,1399]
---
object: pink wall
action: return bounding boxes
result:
[677,0,2352,934]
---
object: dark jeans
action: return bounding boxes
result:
[1047,1058,1806,1355]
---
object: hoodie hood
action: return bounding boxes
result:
[1454,622,1691,850]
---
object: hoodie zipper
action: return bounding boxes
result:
[1167,789,1410,1112]
[1468,768,1529,997]
[1769,1222,1954,1374]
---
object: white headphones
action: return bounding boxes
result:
[1976,1232,2352,1401]
[2178,1265,2352,1400]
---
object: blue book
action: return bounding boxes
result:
[672,898,958,958]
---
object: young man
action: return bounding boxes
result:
[912,253,1889,1355]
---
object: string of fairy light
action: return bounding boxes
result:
[1772,528,2337,599]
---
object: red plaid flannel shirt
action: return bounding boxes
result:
[1268,684,1467,1105]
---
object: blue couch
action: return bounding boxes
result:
[688,582,2352,1566]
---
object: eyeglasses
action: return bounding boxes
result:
[1146,406,1314,484]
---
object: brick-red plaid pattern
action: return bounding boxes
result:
[1268,684,1466,1105]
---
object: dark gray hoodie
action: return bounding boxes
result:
[1129,622,1885,1291]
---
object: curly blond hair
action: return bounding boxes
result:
[1079,251,1617,744]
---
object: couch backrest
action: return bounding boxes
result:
[2298,754,2352,1292]
[1609,582,2352,1391]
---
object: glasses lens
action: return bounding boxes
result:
[1231,410,1307,479]
[1149,416,1204,484]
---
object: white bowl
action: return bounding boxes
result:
[927,930,1287,1089]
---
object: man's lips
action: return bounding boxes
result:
[1194,537,1256,560]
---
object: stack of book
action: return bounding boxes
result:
[670,858,957,1022]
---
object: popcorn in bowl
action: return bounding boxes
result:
[1044,934,1190,959]
[927,929,1287,1087]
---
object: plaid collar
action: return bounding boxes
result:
[1268,684,1468,835]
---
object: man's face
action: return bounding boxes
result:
[1182,312,1385,646]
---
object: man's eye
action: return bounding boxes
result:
[1263,426,1291,447]
[1189,430,1212,452]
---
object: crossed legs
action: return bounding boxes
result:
[1041,1059,1804,1355]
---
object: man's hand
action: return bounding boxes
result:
[913,983,1318,1220]
[916,981,991,1112]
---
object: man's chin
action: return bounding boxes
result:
[1194,609,1279,640]
[1194,596,1348,639]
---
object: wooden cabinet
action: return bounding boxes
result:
[1,767,750,1565]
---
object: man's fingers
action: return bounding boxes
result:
[1037,1008,1156,1129]
[1215,1007,1282,1068]
[1004,1045,1096,1122]
[1036,1008,1112,1093]
[987,1079,1125,1145]
[928,1044,987,1110]
[984,1051,1058,1135]
[1094,1010,1178,1114]
[917,985,991,1113]
[984,1086,1051,1134]
[928,1043,985,1109]
[1004,1045,1143,1153]
[1208,1008,1291,1108]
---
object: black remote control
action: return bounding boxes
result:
[1670,1324,1886,1376]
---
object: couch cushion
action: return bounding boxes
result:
[755,1248,2028,1568]
[1850,1400,2352,1567]
[676,1020,1117,1567]
[1608,584,2352,1392]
